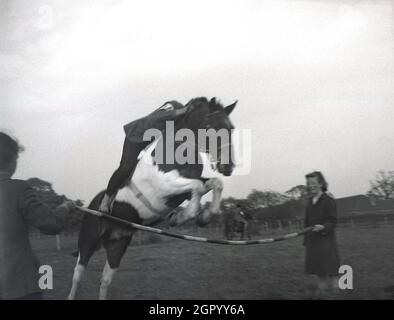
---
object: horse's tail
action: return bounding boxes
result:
[88,190,107,210]
[69,190,107,258]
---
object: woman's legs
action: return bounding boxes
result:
[305,275,319,299]
[99,138,148,213]
[305,275,328,299]
[326,275,343,299]
[316,276,329,298]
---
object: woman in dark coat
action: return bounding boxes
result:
[0,132,74,300]
[303,171,340,299]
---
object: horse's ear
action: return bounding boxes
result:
[209,97,216,109]
[224,100,237,115]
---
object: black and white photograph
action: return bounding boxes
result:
[1,0,394,305]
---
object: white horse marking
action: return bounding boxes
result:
[116,142,220,226]
[68,254,85,300]
[99,261,117,300]
[204,177,223,214]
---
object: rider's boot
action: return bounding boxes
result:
[99,193,115,214]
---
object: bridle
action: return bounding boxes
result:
[176,108,233,171]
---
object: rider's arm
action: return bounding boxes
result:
[157,105,188,121]
[150,104,189,130]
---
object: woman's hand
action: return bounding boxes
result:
[312,224,325,232]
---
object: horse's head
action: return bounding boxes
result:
[181,97,237,176]
[205,98,237,176]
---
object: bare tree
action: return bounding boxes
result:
[27,177,84,230]
[247,189,288,208]
[285,185,308,200]
[367,170,394,200]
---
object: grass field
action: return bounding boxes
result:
[30,223,394,300]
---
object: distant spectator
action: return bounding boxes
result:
[0,132,75,300]
[234,204,248,223]
[303,171,340,299]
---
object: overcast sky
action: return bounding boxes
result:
[1,0,393,203]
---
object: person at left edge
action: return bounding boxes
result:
[0,132,75,300]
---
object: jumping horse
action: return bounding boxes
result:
[68,97,237,299]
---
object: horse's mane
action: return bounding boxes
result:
[186,96,224,112]
[176,97,224,128]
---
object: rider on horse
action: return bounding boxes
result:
[99,100,190,213]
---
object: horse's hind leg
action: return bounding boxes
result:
[99,261,116,300]
[68,219,103,300]
[68,238,100,300]
[68,252,85,300]
[99,235,133,300]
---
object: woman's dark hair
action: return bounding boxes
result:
[305,171,328,192]
[0,132,24,170]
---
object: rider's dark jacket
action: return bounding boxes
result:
[123,100,186,143]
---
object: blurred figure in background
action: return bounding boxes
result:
[224,203,251,240]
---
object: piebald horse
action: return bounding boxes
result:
[68,97,237,300]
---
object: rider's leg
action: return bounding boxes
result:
[99,139,147,213]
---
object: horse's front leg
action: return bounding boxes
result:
[169,179,206,226]
[196,177,224,226]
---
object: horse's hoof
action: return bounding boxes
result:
[168,213,178,227]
